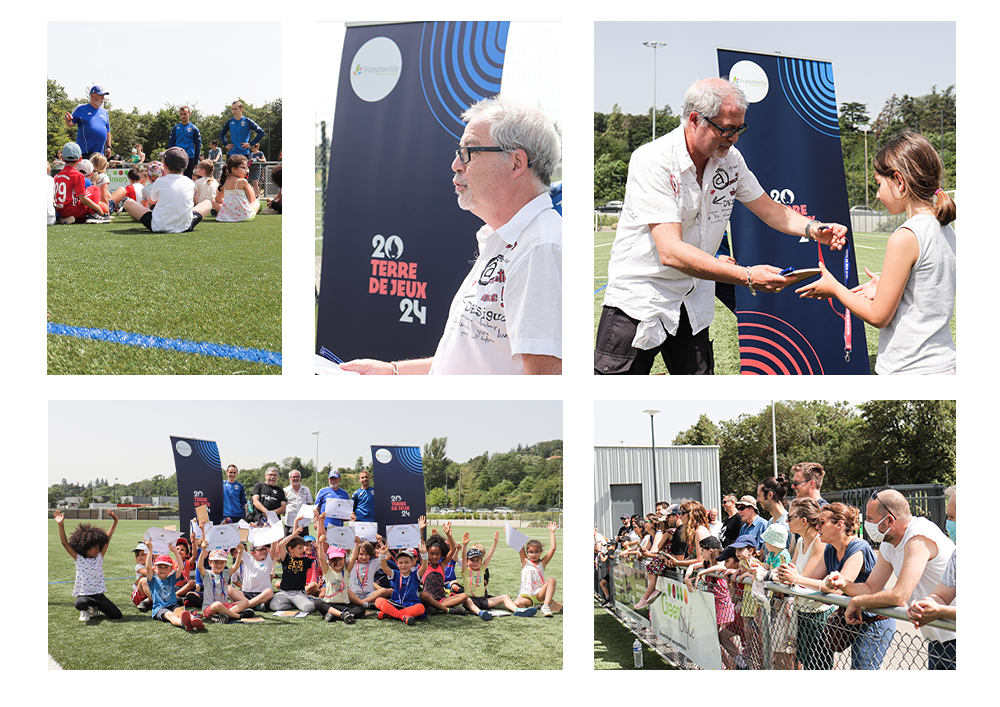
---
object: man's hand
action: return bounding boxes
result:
[810,222,848,250]
[748,264,796,293]
[339,359,394,375]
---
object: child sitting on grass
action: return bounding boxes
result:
[462,531,537,621]
[192,159,219,207]
[53,142,103,224]
[214,154,262,222]
[513,521,562,617]
[374,543,427,626]
[55,509,123,622]
[141,163,159,208]
[123,147,212,233]
[232,541,277,612]
[271,525,317,614]
[109,167,144,215]
[314,524,366,624]
[196,525,250,623]
[347,536,388,605]
[420,521,467,615]
[144,538,204,630]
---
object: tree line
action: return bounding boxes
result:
[594,85,956,209]
[47,78,283,162]
[671,400,955,497]
[48,437,564,511]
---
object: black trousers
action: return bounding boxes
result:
[594,304,713,375]
[75,593,122,619]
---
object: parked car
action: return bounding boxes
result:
[475,508,491,514]
[455,506,472,514]
[494,507,513,514]
[545,507,562,513]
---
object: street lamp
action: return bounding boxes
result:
[883,459,889,486]
[642,42,667,142]
[313,431,321,498]
[642,409,660,502]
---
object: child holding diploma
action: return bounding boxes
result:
[513,521,562,617]
[144,538,203,630]
[232,541,277,612]
[196,524,250,623]
[314,520,366,623]
[461,531,536,621]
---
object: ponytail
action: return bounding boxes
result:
[934,188,956,227]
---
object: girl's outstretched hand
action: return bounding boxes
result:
[851,267,880,300]
[54,510,64,525]
[796,261,837,300]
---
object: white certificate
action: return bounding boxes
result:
[352,522,377,542]
[205,523,241,551]
[252,522,285,547]
[324,497,353,520]
[326,525,355,550]
[145,527,183,555]
[505,523,530,552]
[386,524,419,550]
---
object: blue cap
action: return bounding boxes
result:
[730,534,760,550]
[329,470,341,478]
[89,85,109,95]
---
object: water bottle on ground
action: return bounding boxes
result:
[633,638,643,668]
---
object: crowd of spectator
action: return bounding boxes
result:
[595,463,956,670]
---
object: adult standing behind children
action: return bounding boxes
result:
[316,470,350,530]
[219,100,265,159]
[168,105,202,179]
[352,470,375,524]
[64,86,112,158]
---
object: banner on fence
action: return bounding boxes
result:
[371,445,427,533]
[717,48,868,375]
[317,21,511,362]
[612,561,650,629]
[650,575,722,669]
[169,437,224,527]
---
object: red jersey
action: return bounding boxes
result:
[54,164,85,212]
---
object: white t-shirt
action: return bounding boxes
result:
[47,174,56,225]
[147,173,196,233]
[193,176,218,205]
[878,516,955,642]
[603,125,764,347]
[428,192,561,375]
[235,552,275,594]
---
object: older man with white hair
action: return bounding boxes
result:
[595,77,848,375]
[342,96,562,375]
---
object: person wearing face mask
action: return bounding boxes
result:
[825,488,956,669]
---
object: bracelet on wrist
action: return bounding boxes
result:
[746,266,757,296]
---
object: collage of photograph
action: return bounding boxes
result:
[28,13,976,689]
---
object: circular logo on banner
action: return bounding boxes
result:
[730,60,769,103]
[175,440,192,457]
[375,448,392,464]
[350,37,403,103]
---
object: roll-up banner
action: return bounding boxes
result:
[317,22,511,362]
[169,437,224,527]
[718,48,869,375]
[371,445,427,533]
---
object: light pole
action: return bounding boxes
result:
[642,42,666,142]
[643,409,660,502]
[313,431,321,498]
[883,459,889,486]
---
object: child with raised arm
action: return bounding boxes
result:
[271,524,316,614]
[347,535,388,605]
[55,510,122,621]
[314,521,366,624]
[797,131,956,374]
[462,531,536,621]
[514,521,562,617]
[374,534,429,626]
[420,521,467,615]
[144,538,203,630]
[231,541,276,612]
[196,525,249,623]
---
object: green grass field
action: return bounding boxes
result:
[48,520,562,670]
[593,601,676,669]
[594,229,956,374]
[47,215,281,375]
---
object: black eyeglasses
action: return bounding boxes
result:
[455,145,506,164]
[700,114,749,138]
[870,490,895,520]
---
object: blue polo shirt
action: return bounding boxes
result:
[352,486,375,523]
[315,485,350,527]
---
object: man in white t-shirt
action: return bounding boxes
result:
[827,488,956,669]
[341,97,561,375]
[595,78,848,375]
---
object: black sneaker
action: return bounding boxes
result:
[239,608,255,619]
[448,606,467,615]
[342,612,355,624]
[137,599,152,613]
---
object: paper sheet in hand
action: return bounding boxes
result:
[265,510,280,527]
[252,522,285,547]
[294,504,315,528]
[205,523,241,550]
[386,524,418,549]
[145,527,182,555]
[505,523,530,551]
[324,497,353,521]
[352,522,377,542]
[326,525,356,550]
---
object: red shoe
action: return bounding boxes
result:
[180,611,193,631]
[377,611,385,620]
[191,616,205,630]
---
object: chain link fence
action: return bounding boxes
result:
[596,558,955,670]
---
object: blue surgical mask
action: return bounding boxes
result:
[946,519,956,542]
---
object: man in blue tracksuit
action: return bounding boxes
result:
[167,105,202,179]
[219,100,266,158]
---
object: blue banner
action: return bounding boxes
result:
[718,49,869,375]
[169,437,225,527]
[317,22,511,362]
[371,445,427,533]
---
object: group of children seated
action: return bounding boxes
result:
[49,141,280,231]
[56,509,562,632]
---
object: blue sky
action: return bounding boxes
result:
[595,22,956,120]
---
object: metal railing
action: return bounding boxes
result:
[595,557,955,670]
